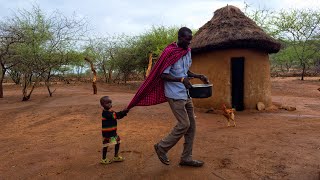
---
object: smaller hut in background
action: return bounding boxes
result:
[190,5,281,110]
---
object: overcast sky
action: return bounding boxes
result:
[0,0,319,37]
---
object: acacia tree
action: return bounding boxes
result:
[83,40,101,93]
[82,26,186,84]
[90,34,140,84]
[0,21,24,98]
[7,66,22,85]
[105,35,129,83]
[270,44,299,74]
[243,2,276,37]
[12,6,56,101]
[83,38,110,83]
[84,56,97,94]
[43,51,84,96]
[272,9,320,80]
[134,26,179,78]
[41,16,86,97]
[111,35,139,84]
[10,5,87,100]
[109,26,187,82]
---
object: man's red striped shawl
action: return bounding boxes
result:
[127,42,190,109]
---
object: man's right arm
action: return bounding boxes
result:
[161,73,192,89]
[160,73,181,82]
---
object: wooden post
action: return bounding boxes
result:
[84,57,97,94]
[145,53,153,78]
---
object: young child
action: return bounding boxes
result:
[100,96,129,164]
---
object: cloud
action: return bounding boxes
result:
[0,0,319,36]
[244,0,320,10]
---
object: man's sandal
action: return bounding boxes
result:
[154,144,170,165]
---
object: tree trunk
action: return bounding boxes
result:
[22,78,37,101]
[84,57,97,94]
[45,71,56,97]
[301,63,306,80]
[108,71,112,83]
[280,64,285,73]
[46,82,53,97]
[285,63,290,73]
[22,75,28,99]
[113,72,120,84]
[108,66,113,83]
[92,82,97,94]
[101,64,108,83]
[143,67,146,79]
[0,68,6,98]
[22,83,36,101]
[0,79,3,98]
[124,74,127,84]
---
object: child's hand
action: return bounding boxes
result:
[122,109,129,114]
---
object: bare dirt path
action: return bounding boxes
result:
[0,77,319,180]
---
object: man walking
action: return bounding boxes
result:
[154,27,209,167]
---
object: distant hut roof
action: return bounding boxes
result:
[190,5,281,54]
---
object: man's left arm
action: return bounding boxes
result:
[187,70,209,84]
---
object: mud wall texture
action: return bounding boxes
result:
[190,49,272,110]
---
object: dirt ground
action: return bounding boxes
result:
[0,77,319,180]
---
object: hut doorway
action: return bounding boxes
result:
[231,57,244,111]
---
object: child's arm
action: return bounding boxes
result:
[115,109,129,120]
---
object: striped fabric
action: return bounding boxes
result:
[102,126,117,132]
[102,110,118,137]
[127,42,190,109]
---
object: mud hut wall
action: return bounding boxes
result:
[190,51,230,109]
[243,50,272,109]
[190,49,272,109]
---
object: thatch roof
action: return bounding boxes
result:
[190,5,281,54]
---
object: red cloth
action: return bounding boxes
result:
[127,42,190,109]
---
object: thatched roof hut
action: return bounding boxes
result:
[189,5,281,110]
[191,5,281,54]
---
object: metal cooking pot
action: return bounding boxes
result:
[189,84,213,98]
